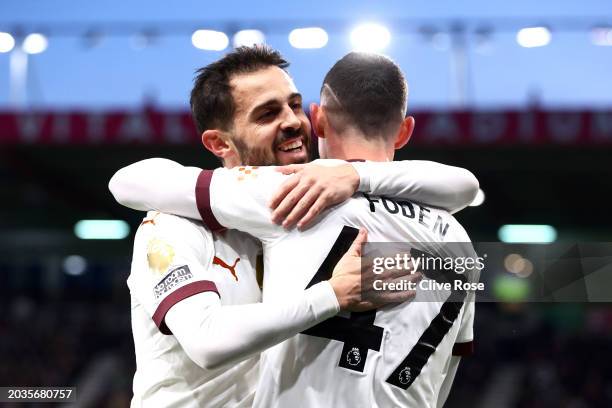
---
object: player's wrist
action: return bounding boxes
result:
[349,162,370,193]
[342,164,361,194]
[328,275,360,311]
[307,281,341,317]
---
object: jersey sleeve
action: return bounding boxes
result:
[195,166,286,242]
[127,212,218,335]
[109,158,202,220]
[351,160,479,214]
[453,290,475,356]
[166,281,339,370]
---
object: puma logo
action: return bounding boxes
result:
[213,256,240,281]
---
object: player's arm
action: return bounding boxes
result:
[133,215,336,370]
[137,223,408,370]
[167,228,404,370]
[109,158,203,219]
[132,212,338,369]
[108,158,300,238]
[270,159,479,228]
[109,158,477,228]
[109,158,294,239]
[352,160,479,213]
[168,284,338,370]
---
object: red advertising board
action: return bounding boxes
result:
[1,109,611,145]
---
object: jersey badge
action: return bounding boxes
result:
[147,238,176,275]
[346,347,362,366]
[398,366,412,385]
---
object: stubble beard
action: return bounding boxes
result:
[231,130,311,166]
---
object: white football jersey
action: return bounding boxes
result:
[194,166,479,408]
[128,211,262,407]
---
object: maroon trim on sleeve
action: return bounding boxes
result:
[195,170,225,232]
[152,280,219,335]
[452,341,474,356]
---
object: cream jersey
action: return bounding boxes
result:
[128,211,262,407]
[109,158,480,407]
[127,210,342,407]
[193,166,478,408]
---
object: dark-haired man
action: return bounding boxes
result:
[189,46,310,167]
[110,47,479,407]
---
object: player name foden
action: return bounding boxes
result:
[362,193,450,239]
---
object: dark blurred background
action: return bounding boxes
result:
[1,1,612,407]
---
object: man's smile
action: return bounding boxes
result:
[277,136,304,152]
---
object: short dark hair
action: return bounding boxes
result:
[190,45,289,134]
[321,52,407,139]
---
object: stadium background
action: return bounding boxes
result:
[1,1,611,406]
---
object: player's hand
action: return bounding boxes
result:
[328,229,422,312]
[360,255,423,311]
[269,163,360,230]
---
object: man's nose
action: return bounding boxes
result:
[280,106,302,131]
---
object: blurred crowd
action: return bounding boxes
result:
[0,298,133,407]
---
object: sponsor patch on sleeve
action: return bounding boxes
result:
[154,265,194,299]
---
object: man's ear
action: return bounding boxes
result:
[202,129,233,160]
[394,116,415,150]
[310,103,326,139]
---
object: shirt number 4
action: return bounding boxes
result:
[300,226,468,390]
